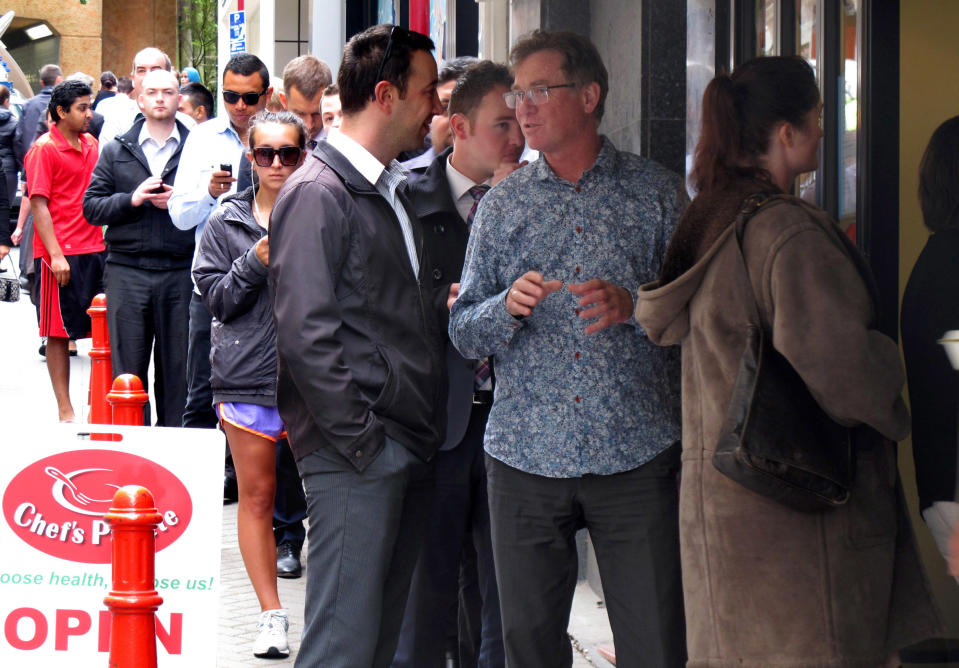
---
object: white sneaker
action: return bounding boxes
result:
[253,608,290,658]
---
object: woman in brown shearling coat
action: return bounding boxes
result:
[635,56,941,667]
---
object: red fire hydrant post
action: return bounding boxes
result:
[103,485,164,668]
[108,374,148,426]
[87,293,112,424]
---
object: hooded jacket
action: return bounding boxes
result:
[83,116,195,270]
[193,187,277,405]
[635,189,939,666]
[0,107,19,176]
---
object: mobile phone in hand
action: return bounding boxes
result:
[220,163,232,175]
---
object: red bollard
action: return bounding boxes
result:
[103,485,164,668]
[107,374,148,426]
[87,293,113,424]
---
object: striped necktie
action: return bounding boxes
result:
[466,184,490,227]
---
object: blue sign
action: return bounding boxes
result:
[229,11,246,54]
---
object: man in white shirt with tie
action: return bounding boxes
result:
[393,59,525,668]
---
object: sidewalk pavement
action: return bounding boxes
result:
[218,500,614,666]
[1,244,615,666]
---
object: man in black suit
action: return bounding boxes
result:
[392,60,525,668]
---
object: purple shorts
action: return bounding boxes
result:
[217,402,287,442]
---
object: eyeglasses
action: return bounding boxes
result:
[222,89,267,105]
[252,145,302,167]
[503,83,577,109]
[370,25,409,101]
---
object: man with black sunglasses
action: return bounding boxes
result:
[270,23,445,668]
[169,54,272,507]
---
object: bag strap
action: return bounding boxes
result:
[731,192,880,330]
[729,193,774,331]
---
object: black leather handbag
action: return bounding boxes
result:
[712,195,854,512]
[0,253,20,302]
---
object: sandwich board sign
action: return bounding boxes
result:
[0,424,223,665]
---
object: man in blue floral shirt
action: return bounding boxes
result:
[449,30,687,667]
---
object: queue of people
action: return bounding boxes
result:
[4,19,953,668]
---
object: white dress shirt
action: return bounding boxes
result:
[138,123,180,177]
[326,130,419,275]
[445,158,490,222]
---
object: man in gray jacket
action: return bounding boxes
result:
[269,23,445,668]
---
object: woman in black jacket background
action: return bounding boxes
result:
[902,115,959,572]
[0,85,19,256]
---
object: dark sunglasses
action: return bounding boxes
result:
[222,89,267,105]
[252,145,302,167]
[370,25,409,101]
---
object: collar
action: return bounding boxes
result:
[326,129,391,187]
[208,114,243,145]
[445,156,489,202]
[532,134,617,183]
[138,122,180,148]
[49,123,93,153]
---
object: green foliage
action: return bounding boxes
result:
[178,0,218,101]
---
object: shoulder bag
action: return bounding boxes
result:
[712,194,854,512]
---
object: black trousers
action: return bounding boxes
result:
[273,437,306,548]
[104,262,192,426]
[392,403,504,668]
[181,290,217,428]
[485,446,686,668]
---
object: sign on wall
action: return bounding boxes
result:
[0,424,223,666]
[230,10,247,54]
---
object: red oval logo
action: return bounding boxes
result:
[2,449,193,564]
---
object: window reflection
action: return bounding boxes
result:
[797,0,819,205]
[840,0,859,241]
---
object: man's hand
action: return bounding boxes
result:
[131,176,164,207]
[506,271,563,318]
[0,245,9,261]
[151,184,173,210]
[447,282,460,311]
[491,160,528,186]
[254,236,269,267]
[10,226,23,245]
[49,254,70,286]
[208,170,236,199]
[568,279,633,334]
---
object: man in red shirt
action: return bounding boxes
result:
[25,79,105,422]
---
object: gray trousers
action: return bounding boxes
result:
[295,436,435,668]
[485,445,686,668]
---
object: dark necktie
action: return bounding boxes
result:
[466,184,490,227]
[307,139,317,150]
[466,183,492,390]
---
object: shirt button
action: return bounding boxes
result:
[574,395,581,403]
[575,186,582,193]
[574,352,581,359]
[575,266,581,273]
[433,268,442,280]
[576,226,582,233]
[354,449,363,458]
[574,308,580,315]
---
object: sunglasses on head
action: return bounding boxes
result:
[222,89,267,105]
[252,145,302,167]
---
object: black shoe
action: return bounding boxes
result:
[223,474,238,504]
[276,542,302,579]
